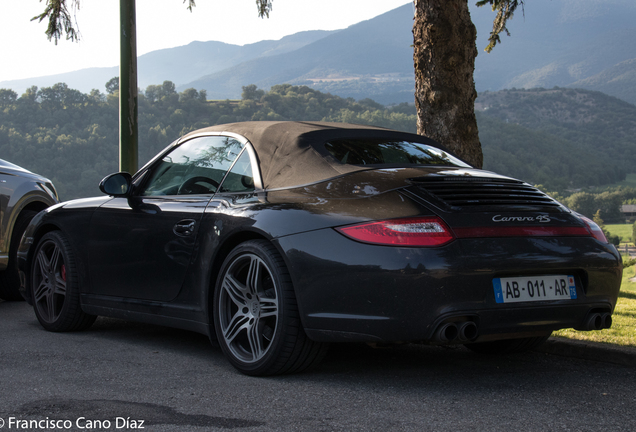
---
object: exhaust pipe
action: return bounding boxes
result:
[457,321,478,342]
[434,323,458,343]
[601,313,613,329]
[583,313,603,331]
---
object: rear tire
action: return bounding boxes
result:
[464,333,552,355]
[30,231,96,332]
[0,210,38,301]
[213,240,327,376]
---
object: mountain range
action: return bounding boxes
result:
[2,0,636,105]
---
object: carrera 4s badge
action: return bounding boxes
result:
[492,215,551,223]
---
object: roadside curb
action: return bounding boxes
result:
[536,337,636,367]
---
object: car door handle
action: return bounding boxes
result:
[173,219,196,236]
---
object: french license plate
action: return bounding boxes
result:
[493,275,577,304]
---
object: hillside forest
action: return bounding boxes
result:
[1,81,636,223]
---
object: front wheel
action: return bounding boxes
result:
[464,333,552,355]
[213,240,327,376]
[30,231,96,332]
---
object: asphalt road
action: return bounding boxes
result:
[1,300,635,432]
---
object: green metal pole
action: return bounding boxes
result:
[119,0,138,173]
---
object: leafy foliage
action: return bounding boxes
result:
[477,88,636,189]
[475,0,525,52]
[477,112,623,191]
[0,82,416,200]
[31,0,81,44]
[593,210,621,245]
[558,188,636,223]
[105,77,119,95]
[2,81,634,206]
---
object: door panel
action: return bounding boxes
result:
[86,135,247,301]
[87,196,209,301]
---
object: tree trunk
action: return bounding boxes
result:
[413,0,483,168]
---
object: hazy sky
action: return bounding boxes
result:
[0,1,413,83]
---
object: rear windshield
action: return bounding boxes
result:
[324,139,470,168]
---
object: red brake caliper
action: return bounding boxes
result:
[61,264,67,282]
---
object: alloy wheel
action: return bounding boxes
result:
[32,238,67,324]
[218,253,279,363]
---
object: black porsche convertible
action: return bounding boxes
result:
[17,121,622,375]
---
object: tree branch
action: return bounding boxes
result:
[33,1,273,44]
[256,0,273,18]
[31,0,81,45]
[476,0,525,53]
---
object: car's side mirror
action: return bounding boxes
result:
[99,172,132,196]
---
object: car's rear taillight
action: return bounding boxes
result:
[579,215,608,243]
[336,217,455,247]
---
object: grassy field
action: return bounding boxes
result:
[605,224,633,244]
[554,264,636,347]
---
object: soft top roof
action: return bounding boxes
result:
[180,121,454,190]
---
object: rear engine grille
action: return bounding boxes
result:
[411,177,561,210]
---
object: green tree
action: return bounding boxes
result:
[105,77,119,95]
[564,191,625,223]
[241,84,265,101]
[38,82,86,109]
[88,89,105,103]
[593,191,624,223]
[593,209,605,227]
[593,209,621,246]
[144,81,179,105]
[20,86,39,103]
[179,88,199,101]
[0,89,18,105]
[564,192,597,218]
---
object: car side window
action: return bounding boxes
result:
[219,150,255,193]
[140,136,244,196]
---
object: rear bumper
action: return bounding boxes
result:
[276,228,622,343]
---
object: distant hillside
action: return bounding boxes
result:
[476,88,636,188]
[180,5,414,100]
[471,0,636,102]
[569,58,636,106]
[0,30,336,95]
[478,112,621,190]
[302,77,415,106]
[182,0,636,103]
[4,1,636,105]
[141,30,337,88]
[475,87,636,137]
